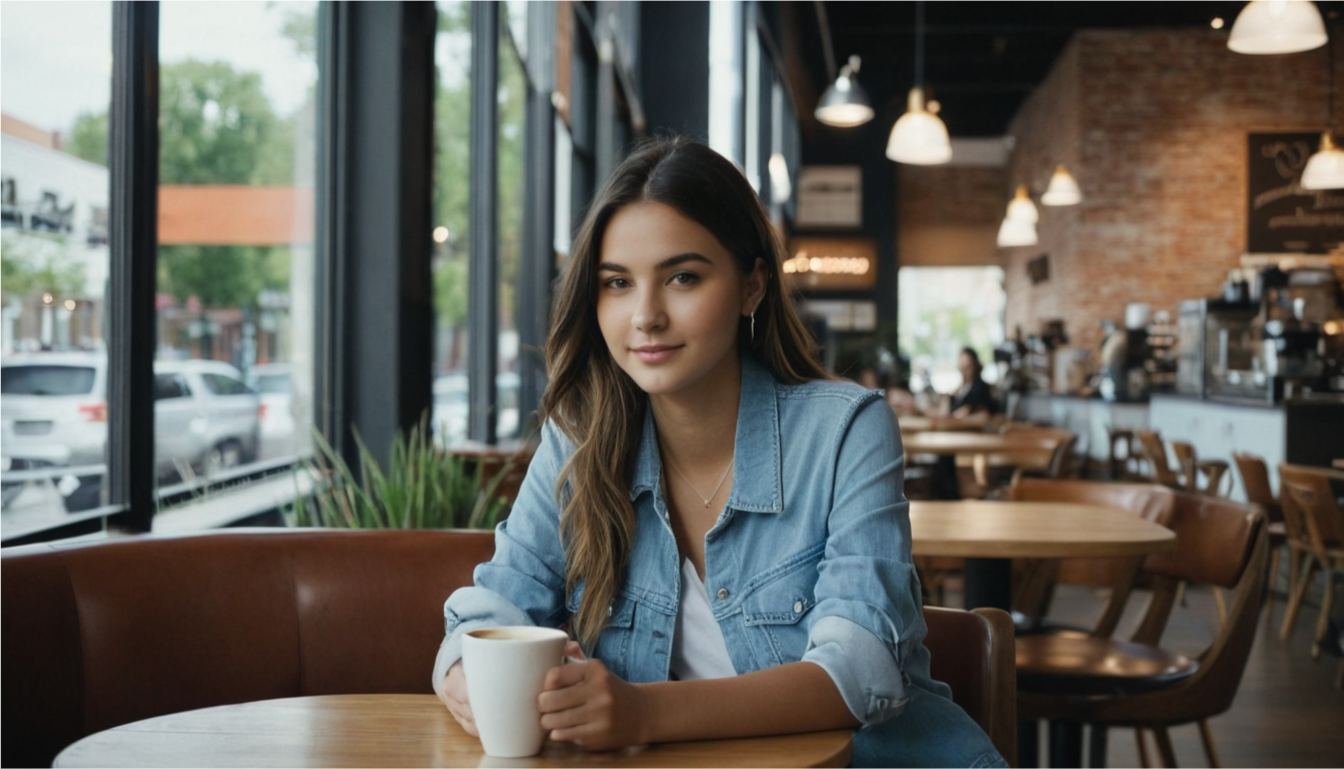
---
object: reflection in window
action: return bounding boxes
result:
[433,1,472,447]
[155,1,319,496]
[1,1,114,531]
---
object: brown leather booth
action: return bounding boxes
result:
[2,529,1013,767]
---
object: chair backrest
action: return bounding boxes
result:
[1113,493,1268,724]
[1007,479,1175,636]
[0,528,497,768]
[1278,464,1344,558]
[1232,452,1283,523]
[1136,430,1180,487]
[923,606,1017,767]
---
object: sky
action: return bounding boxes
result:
[1,1,318,134]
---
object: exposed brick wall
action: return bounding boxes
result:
[1004,28,1341,348]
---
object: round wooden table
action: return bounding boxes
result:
[901,431,1060,456]
[909,500,1175,610]
[54,694,853,768]
[896,415,989,434]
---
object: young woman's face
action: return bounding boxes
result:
[596,201,764,397]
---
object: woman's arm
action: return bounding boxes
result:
[537,653,858,750]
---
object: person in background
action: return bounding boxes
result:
[949,347,998,418]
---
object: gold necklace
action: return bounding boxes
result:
[665,456,734,508]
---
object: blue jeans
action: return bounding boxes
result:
[852,686,1008,768]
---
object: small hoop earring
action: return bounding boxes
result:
[750,312,756,342]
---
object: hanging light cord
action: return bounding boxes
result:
[914,0,926,89]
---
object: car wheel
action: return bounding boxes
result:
[205,441,243,477]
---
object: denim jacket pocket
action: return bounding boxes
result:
[742,565,818,667]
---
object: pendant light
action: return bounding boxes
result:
[997,185,1039,247]
[1228,0,1328,55]
[996,217,1038,248]
[1041,165,1083,206]
[1006,185,1039,223]
[816,56,875,128]
[1302,36,1344,188]
[886,1,952,165]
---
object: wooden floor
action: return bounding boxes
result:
[942,576,1344,767]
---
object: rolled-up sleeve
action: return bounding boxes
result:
[801,396,922,728]
[431,421,574,691]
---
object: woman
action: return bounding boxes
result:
[949,347,998,418]
[433,137,1004,768]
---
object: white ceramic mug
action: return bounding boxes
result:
[461,626,569,758]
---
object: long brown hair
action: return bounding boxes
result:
[539,136,828,646]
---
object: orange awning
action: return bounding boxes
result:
[158,186,314,246]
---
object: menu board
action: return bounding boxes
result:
[1248,132,1344,254]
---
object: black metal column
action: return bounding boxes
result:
[468,2,500,445]
[317,1,436,468]
[106,1,159,533]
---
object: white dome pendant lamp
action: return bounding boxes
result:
[887,1,952,165]
[1041,165,1083,206]
[1228,0,1328,55]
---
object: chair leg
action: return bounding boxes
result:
[1019,719,1039,768]
[1175,580,1187,608]
[1048,721,1084,768]
[1152,727,1177,768]
[1264,544,1282,630]
[1088,725,1108,768]
[1335,658,1344,690]
[1312,568,1337,659]
[1213,587,1228,627]
[1135,729,1152,769]
[1281,554,1318,641]
[1197,720,1221,768]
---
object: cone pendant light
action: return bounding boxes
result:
[887,1,952,165]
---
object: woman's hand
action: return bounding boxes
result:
[537,641,649,751]
[440,660,478,737]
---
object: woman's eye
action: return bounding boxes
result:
[602,277,630,290]
[669,272,699,286]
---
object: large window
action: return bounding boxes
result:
[899,266,1006,395]
[433,1,473,447]
[152,1,319,500]
[1,1,114,534]
[496,9,528,442]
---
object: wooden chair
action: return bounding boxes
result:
[1007,478,1176,639]
[1277,464,1344,658]
[1231,452,1295,629]
[1136,431,1228,495]
[1016,493,1268,768]
[960,428,1075,500]
[924,606,1018,767]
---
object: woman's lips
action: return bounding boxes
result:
[631,345,683,364]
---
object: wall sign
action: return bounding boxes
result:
[803,300,878,332]
[796,166,862,228]
[783,237,877,290]
[1248,132,1344,254]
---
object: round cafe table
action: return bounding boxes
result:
[54,694,853,768]
[909,500,1175,610]
[896,415,989,434]
[901,431,1060,456]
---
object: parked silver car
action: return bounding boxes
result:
[1,354,261,509]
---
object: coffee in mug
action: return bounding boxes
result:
[461,626,569,758]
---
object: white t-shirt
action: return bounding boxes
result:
[669,558,738,681]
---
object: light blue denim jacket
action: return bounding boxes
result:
[434,357,1005,768]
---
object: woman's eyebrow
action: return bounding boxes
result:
[597,252,715,273]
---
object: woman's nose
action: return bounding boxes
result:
[632,290,667,332]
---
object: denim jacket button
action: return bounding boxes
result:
[793,600,804,614]
[716,588,730,601]
[607,604,614,617]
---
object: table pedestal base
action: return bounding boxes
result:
[964,557,1012,611]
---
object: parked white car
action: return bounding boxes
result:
[247,362,297,460]
[1,354,261,510]
[432,371,520,446]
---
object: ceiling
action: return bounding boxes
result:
[817,1,1344,138]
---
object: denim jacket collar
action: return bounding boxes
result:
[627,355,784,513]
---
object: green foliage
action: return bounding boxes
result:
[0,232,89,297]
[290,415,513,530]
[66,110,109,167]
[159,59,280,185]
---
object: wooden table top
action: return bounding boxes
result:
[909,500,1176,559]
[54,694,853,769]
[1333,458,1344,470]
[896,415,989,433]
[902,431,1060,456]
